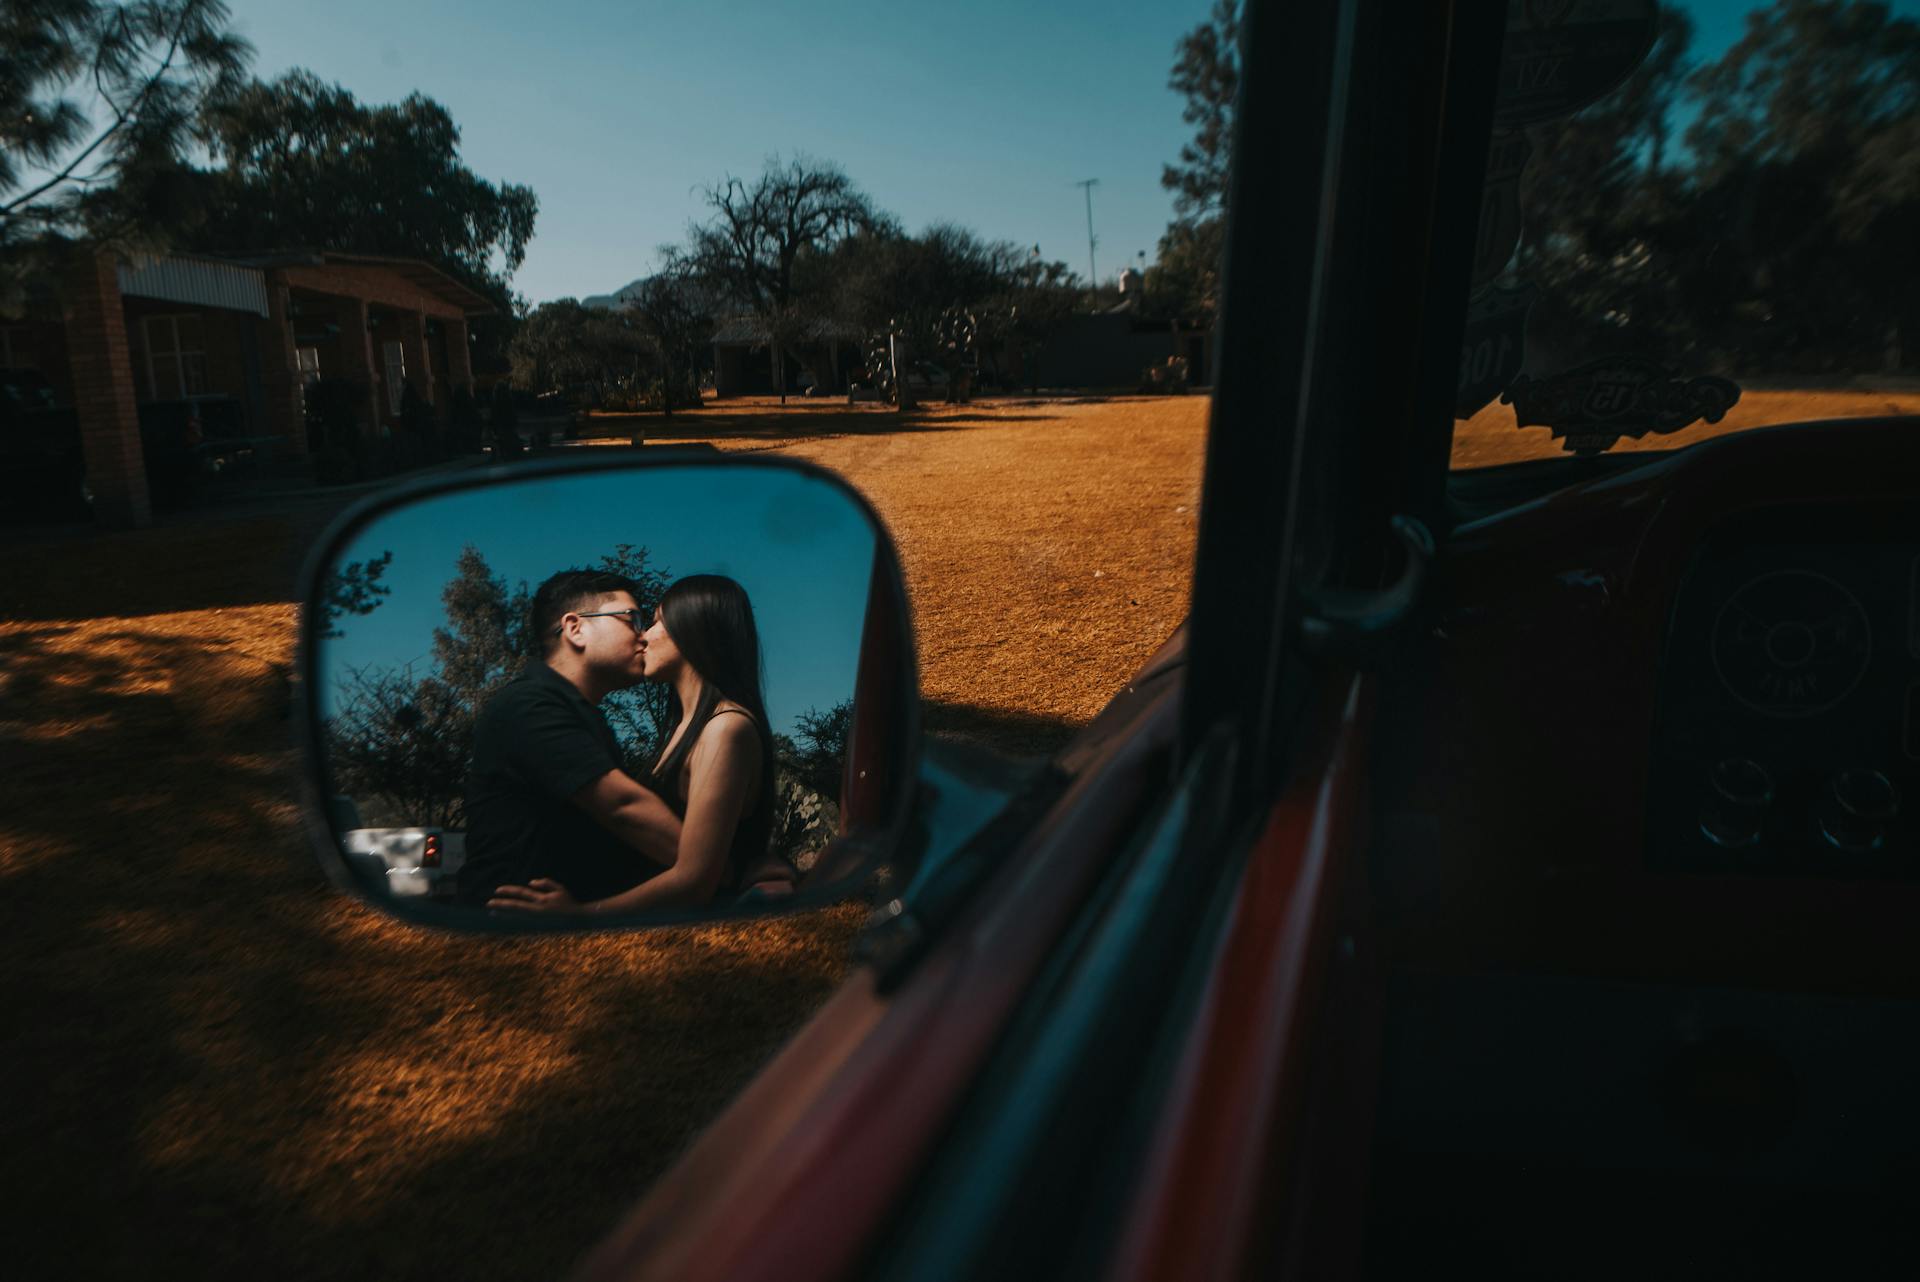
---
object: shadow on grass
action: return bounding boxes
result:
[0,615,865,1282]
[576,405,1062,445]
[921,698,1081,758]
[0,505,350,622]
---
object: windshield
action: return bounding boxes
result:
[1453,0,1920,470]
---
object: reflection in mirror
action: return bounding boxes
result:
[310,461,908,924]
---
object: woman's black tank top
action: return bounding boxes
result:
[645,707,769,896]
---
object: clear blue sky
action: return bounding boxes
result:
[226,1,1920,307]
[320,465,879,742]
[229,0,1219,305]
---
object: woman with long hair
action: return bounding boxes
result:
[489,574,794,914]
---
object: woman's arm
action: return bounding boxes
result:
[570,768,683,868]
[582,716,759,914]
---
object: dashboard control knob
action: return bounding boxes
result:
[1818,769,1900,853]
[1699,757,1773,849]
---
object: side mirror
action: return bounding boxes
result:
[297,452,920,929]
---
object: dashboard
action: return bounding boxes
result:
[1373,417,1920,990]
[1648,508,1920,878]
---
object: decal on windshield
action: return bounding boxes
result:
[1496,0,1659,125]
[1457,285,1535,419]
[1499,355,1741,455]
[1471,132,1532,290]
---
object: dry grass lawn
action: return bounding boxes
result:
[8,386,1891,1279]
[0,394,1209,1282]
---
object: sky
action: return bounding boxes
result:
[227,0,1221,306]
[319,464,879,742]
[221,0,1920,309]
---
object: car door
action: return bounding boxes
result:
[573,3,1502,1280]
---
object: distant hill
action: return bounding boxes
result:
[581,278,648,311]
[580,275,734,317]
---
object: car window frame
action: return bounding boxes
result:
[1183,0,1505,809]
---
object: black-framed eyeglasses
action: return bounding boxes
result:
[553,608,645,636]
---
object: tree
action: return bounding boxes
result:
[829,225,1076,400]
[683,155,887,401]
[1512,0,1920,375]
[832,223,1021,331]
[977,252,1084,394]
[621,264,713,420]
[769,702,853,871]
[1162,0,1241,221]
[687,155,884,314]
[193,70,538,306]
[509,298,649,402]
[1681,0,1920,370]
[1146,216,1225,321]
[1511,4,1701,363]
[1153,0,1240,329]
[0,0,251,305]
[318,551,392,639]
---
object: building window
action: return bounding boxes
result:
[144,314,207,400]
[382,339,406,416]
[296,346,322,385]
[1,328,35,369]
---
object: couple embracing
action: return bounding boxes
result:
[455,568,796,915]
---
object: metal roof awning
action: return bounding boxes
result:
[117,255,270,317]
[220,251,496,316]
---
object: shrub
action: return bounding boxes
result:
[1139,354,1191,394]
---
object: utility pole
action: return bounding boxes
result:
[1074,178,1100,305]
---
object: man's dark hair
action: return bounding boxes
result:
[530,569,641,656]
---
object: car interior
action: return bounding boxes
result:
[1351,418,1920,1276]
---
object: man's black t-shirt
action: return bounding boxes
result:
[457,662,657,906]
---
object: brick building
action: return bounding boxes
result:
[5,249,492,526]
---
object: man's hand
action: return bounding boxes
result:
[488,878,584,914]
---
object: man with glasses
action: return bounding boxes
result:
[457,569,682,908]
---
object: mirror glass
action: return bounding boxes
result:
[307,459,911,924]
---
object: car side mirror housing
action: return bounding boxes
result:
[296,452,920,930]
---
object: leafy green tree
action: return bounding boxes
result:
[1162,0,1240,221]
[1153,0,1239,328]
[1513,0,1920,375]
[621,264,713,419]
[769,703,852,871]
[192,70,537,309]
[1512,4,1701,362]
[591,544,673,775]
[318,551,392,640]
[832,224,1020,330]
[509,298,650,402]
[1145,216,1225,321]
[978,253,1084,394]
[1680,0,1920,370]
[0,0,251,304]
[831,226,1080,398]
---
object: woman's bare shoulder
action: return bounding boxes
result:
[693,704,758,756]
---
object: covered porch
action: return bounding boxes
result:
[45,249,490,527]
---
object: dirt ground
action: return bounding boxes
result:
[0,394,1210,1282]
